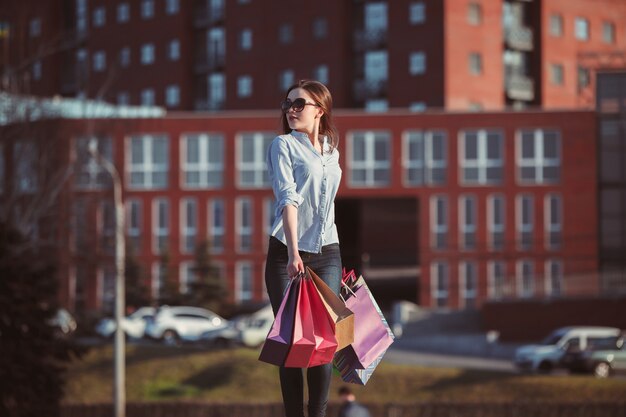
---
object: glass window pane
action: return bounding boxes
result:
[353,137,366,162]
[153,172,167,187]
[187,137,199,163]
[464,167,479,181]
[373,168,389,183]
[131,138,143,163]
[521,134,534,159]
[374,138,389,161]
[520,167,535,181]
[241,140,254,163]
[465,133,478,159]
[153,138,167,164]
[431,134,445,161]
[543,166,560,182]
[186,171,200,185]
[486,133,501,159]
[544,133,559,159]
[486,166,503,183]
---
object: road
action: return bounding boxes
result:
[384,346,516,372]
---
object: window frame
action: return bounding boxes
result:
[348,130,392,188]
[459,129,504,185]
[236,132,273,189]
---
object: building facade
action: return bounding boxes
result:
[1,0,625,112]
[0,108,602,314]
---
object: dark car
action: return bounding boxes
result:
[561,334,625,377]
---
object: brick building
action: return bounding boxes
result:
[1,0,624,112]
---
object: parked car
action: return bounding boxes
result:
[95,307,156,339]
[513,326,622,373]
[144,306,228,345]
[237,304,274,348]
[199,323,240,348]
[48,308,77,339]
[563,334,626,378]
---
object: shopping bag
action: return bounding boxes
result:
[307,266,355,351]
[258,278,300,366]
[284,273,338,368]
[334,344,389,385]
[339,275,395,369]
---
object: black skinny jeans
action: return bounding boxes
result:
[265,236,342,417]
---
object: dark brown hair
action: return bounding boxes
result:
[281,79,339,152]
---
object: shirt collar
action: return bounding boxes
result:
[291,130,328,146]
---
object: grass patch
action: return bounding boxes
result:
[63,344,626,404]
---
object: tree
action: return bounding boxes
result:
[0,221,83,417]
[189,240,226,312]
[124,243,149,311]
[157,248,185,306]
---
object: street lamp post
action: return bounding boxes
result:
[89,140,125,417]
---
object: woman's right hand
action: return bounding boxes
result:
[287,253,304,279]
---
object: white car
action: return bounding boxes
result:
[144,306,228,345]
[514,326,622,373]
[237,304,274,348]
[95,307,156,339]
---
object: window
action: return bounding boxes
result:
[238,132,273,188]
[182,133,224,189]
[313,65,329,84]
[208,73,226,106]
[516,260,534,298]
[165,85,180,107]
[488,261,507,300]
[278,70,294,92]
[487,194,505,251]
[575,17,589,40]
[141,88,155,106]
[517,129,561,184]
[237,75,253,98]
[74,136,113,189]
[240,29,252,50]
[365,100,388,112]
[76,0,87,34]
[459,261,478,309]
[208,199,225,252]
[403,130,447,186]
[467,3,482,25]
[459,195,477,251]
[409,52,426,75]
[126,199,142,253]
[179,262,195,294]
[29,18,41,37]
[279,24,293,44]
[409,2,426,25]
[128,134,169,189]
[119,47,130,67]
[93,7,106,27]
[99,201,115,254]
[312,17,328,39]
[349,131,391,187]
[14,141,38,193]
[603,22,615,44]
[410,102,427,112]
[460,130,504,185]
[166,0,179,15]
[431,261,449,308]
[516,194,534,250]
[545,194,562,250]
[152,198,169,253]
[117,92,130,105]
[545,259,563,297]
[93,51,106,72]
[549,14,563,37]
[168,40,180,61]
[180,198,198,253]
[577,66,590,90]
[469,53,482,75]
[117,3,130,23]
[141,44,155,65]
[141,0,155,19]
[236,262,254,302]
[32,61,42,80]
[430,195,448,250]
[550,63,564,85]
[236,197,253,252]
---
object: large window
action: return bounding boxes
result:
[128,134,169,189]
[152,198,169,254]
[238,132,273,188]
[430,195,448,250]
[349,131,391,187]
[516,194,534,250]
[488,261,507,300]
[403,130,446,186]
[459,195,477,251]
[516,260,534,298]
[459,261,478,309]
[460,130,503,185]
[14,141,38,193]
[545,194,562,250]
[236,262,254,302]
[208,198,225,252]
[181,198,198,253]
[487,194,505,251]
[74,136,112,189]
[236,197,253,252]
[126,199,142,253]
[431,261,449,308]
[517,129,561,184]
[182,133,224,189]
[545,259,563,297]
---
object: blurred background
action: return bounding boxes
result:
[1,0,626,416]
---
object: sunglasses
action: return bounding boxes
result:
[280,98,319,113]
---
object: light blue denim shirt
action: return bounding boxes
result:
[267,130,342,253]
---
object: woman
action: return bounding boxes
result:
[265,79,342,417]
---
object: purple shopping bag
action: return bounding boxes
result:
[258,278,300,366]
[334,344,389,385]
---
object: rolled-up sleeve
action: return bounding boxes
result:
[267,136,304,215]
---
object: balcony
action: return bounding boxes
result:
[505,26,533,51]
[505,74,535,101]
[194,51,225,74]
[353,78,388,102]
[194,5,225,28]
[353,29,387,52]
